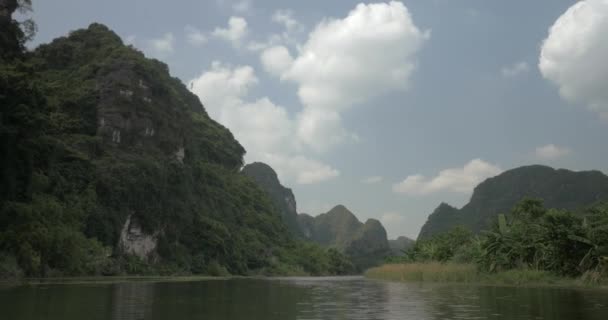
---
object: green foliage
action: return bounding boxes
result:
[267,242,355,276]
[0,20,355,278]
[479,199,592,276]
[404,226,474,263]
[399,199,608,282]
[0,252,24,279]
[419,165,608,238]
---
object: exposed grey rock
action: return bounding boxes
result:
[119,215,158,260]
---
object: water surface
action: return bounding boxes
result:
[1,276,607,320]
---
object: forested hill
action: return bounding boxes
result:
[418,165,608,239]
[0,16,352,278]
[298,205,391,271]
[242,162,302,237]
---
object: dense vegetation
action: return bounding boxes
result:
[242,162,303,237]
[419,165,608,239]
[385,199,608,284]
[0,5,353,279]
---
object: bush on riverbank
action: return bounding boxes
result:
[375,199,608,285]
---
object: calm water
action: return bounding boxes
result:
[1,276,607,320]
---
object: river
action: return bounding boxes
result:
[1,276,607,319]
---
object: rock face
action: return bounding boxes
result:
[388,236,415,255]
[298,205,391,271]
[242,162,302,236]
[418,165,608,239]
[119,215,158,260]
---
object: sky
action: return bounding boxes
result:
[28,0,608,239]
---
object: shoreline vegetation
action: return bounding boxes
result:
[367,199,608,289]
[365,263,607,288]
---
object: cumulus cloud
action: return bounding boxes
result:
[260,45,294,76]
[393,159,502,196]
[185,26,207,47]
[362,176,383,184]
[189,62,339,185]
[213,16,248,46]
[247,10,303,52]
[295,108,357,152]
[501,61,529,77]
[191,2,428,182]
[269,1,428,152]
[535,144,571,160]
[260,154,340,185]
[284,2,428,110]
[146,33,174,58]
[539,0,608,119]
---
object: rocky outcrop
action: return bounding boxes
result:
[242,162,302,236]
[418,165,608,239]
[119,215,158,260]
[298,205,391,271]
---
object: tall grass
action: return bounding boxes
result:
[365,263,477,283]
[365,263,577,286]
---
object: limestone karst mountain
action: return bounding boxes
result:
[242,162,302,237]
[0,22,351,277]
[418,165,608,239]
[298,205,391,271]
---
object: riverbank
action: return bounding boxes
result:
[365,263,608,288]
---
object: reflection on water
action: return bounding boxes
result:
[111,282,154,320]
[1,276,607,320]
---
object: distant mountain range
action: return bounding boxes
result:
[418,165,608,239]
[243,163,393,271]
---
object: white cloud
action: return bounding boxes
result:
[393,159,502,196]
[362,176,383,184]
[381,212,405,225]
[247,10,303,52]
[261,154,340,185]
[213,16,248,47]
[272,10,303,32]
[295,108,356,152]
[191,2,428,182]
[539,0,608,119]
[260,45,294,76]
[534,144,571,160]
[272,1,428,152]
[189,62,339,185]
[185,26,207,47]
[146,33,174,58]
[284,2,428,111]
[501,61,529,77]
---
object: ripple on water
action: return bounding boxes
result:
[1,277,608,320]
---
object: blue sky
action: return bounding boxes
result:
[29,0,608,239]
